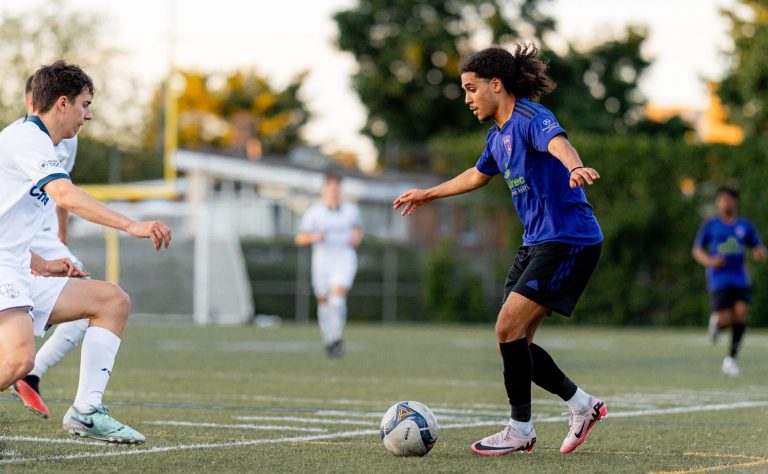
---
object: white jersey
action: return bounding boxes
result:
[0,117,70,271]
[299,202,362,254]
[299,202,362,295]
[25,120,79,261]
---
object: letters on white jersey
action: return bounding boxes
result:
[0,119,70,268]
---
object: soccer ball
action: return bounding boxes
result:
[380,401,438,457]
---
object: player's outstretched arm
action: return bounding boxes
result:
[393,167,493,216]
[44,179,172,251]
[547,135,600,189]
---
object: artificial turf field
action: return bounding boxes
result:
[1,322,767,473]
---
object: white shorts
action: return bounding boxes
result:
[311,249,358,297]
[0,265,69,337]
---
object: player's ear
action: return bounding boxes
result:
[56,95,69,112]
[490,77,502,93]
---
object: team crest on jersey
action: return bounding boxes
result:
[503,135,512,155]
[0,283,20,299]
[736,226,745,239]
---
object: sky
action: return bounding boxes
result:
[4,0,737,171]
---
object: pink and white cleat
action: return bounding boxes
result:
[471,421,536,456]
[560,397,607,454]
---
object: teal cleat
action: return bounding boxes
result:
[63,405,146,444]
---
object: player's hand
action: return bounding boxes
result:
[31,258,89,278]
[569,167,600,189]
[709,255,725,268]
[393,189,431,216]
[311,232,325,243]
[127,220,172,250]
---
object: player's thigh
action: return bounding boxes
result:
[732,300,749,323]
[0,307,36,359]
[496,291,550,342]
[48,278,129,325]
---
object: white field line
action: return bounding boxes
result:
[143,421,326,432]
[233,414,476,424]
[0,436,109,446]
[2,400,767,465]
[232,416,373,426]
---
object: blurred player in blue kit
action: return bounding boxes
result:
[692,186,766,376]
[394,44,607,456]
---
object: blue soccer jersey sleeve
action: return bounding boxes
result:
[475,132,500,176]
[526,110,567,153]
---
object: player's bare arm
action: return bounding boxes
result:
[547,135,600,189]
[29,251,89,278]
[295,232,325,247]
[752,245,768,261]
[393,167,493,216]
[692,246,725,268]
[350,227,364,248]
[44,179,172,251]
[56,205,69,245]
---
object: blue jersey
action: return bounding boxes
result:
[694,217,762,292]
[474,98,602,246]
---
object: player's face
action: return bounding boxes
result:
[461,72,498,122]
[62,90,93,138]
[323,179,340,206]
[715,193,737,217]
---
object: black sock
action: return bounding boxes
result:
[499,338,532,422]
[731,322,746,358]
[21,374,40,394]
[530,343,578,401]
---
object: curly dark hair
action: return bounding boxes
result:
[459,44,555,101]
[31,60,94,113]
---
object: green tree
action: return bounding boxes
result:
[717,0,768,138]
[0,0,136,142]
[334,0,554,169]
[542,27,653,134]
[143,69,310,156]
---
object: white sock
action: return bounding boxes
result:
[509,418,534,435]
[328,294,347,343]
[30,318,89,379]
[566,387,591,413]
[73,327,121,413]
[317,302,334,345]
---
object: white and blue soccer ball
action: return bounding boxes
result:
[380,401,439,457]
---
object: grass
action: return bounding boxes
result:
[1,322,767,473]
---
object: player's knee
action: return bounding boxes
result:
[328,294,345,308]
[104,284,131,320]
[6,350,35,383]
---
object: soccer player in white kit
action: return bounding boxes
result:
[11,76,89,419]
[0,61,172,444]
[295,173,363,357]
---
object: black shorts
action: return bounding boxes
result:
[709,287,752,311]
[503,242,602,317]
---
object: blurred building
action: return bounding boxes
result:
[176,148,510,249]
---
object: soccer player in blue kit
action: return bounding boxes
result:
[394,44,607,456]
[692,186,766,376]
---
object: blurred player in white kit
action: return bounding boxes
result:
[295,173,363,357]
